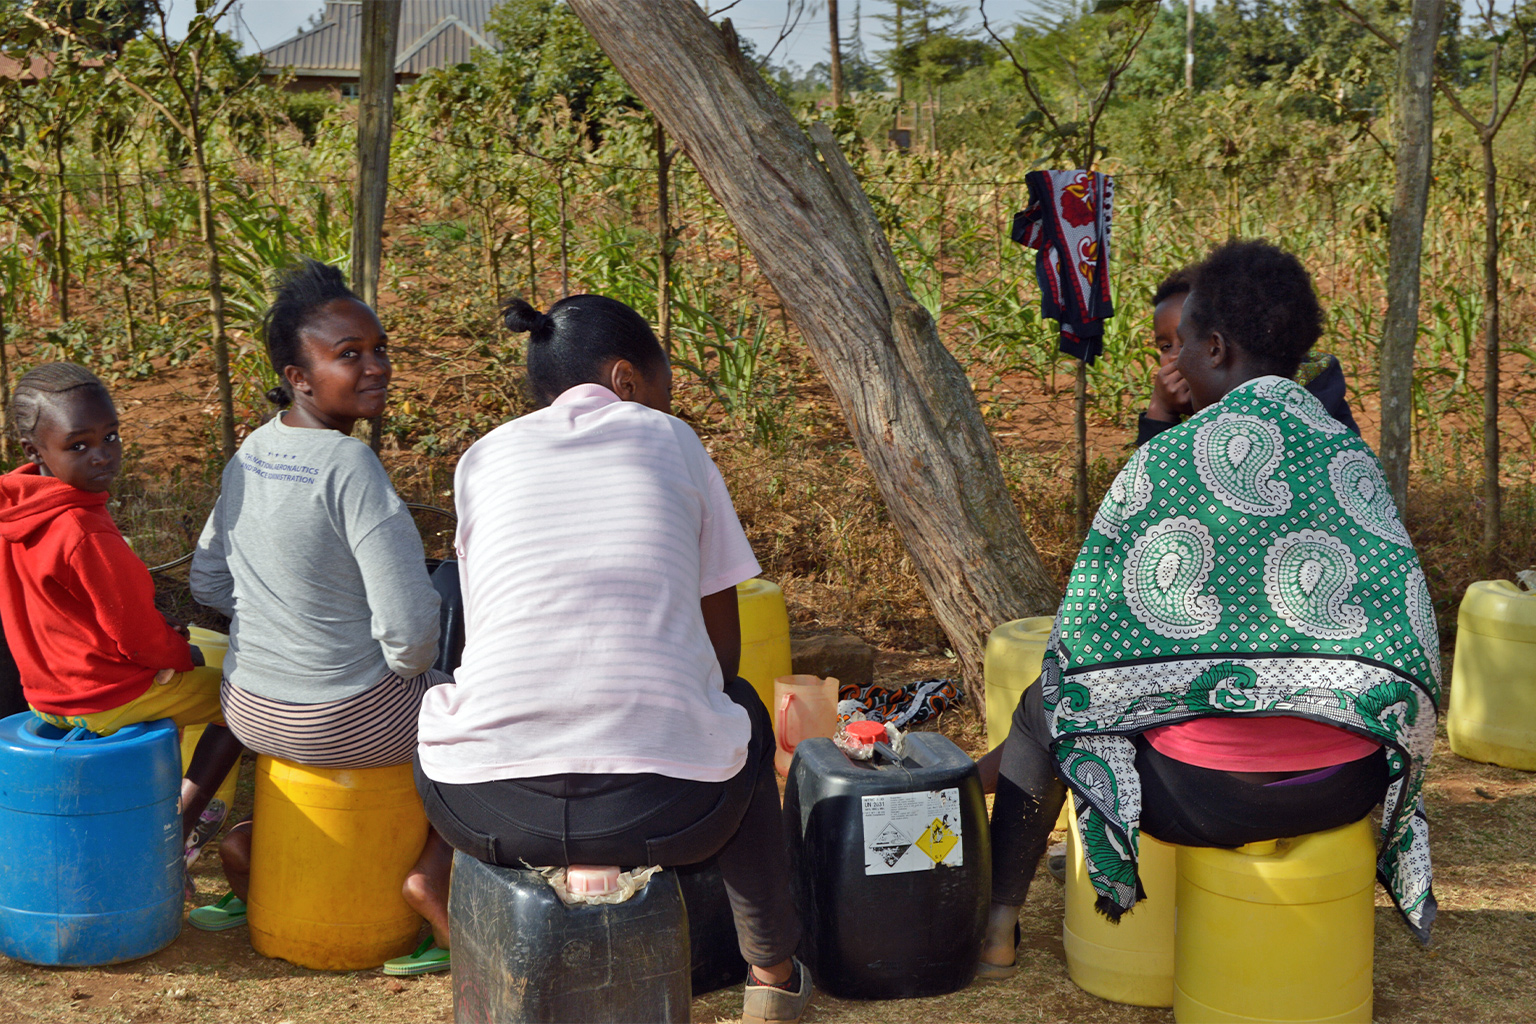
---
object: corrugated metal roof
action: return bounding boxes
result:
[261,0,496,76]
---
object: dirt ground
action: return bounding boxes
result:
[1,640,1532,1024]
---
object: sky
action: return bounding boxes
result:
[167,0,1047,71]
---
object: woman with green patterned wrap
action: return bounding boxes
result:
[980,240,1439,979]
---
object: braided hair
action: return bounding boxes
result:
[262,258,359,408]
[10,362,110,441]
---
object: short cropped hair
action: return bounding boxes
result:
[1182,240,1323,378]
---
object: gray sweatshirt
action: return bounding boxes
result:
[190,413,440,703]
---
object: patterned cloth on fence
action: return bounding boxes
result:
[1041,374,1439,942]
[1010,169,1114,364]
[837,679,960,730]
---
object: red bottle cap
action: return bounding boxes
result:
[845,721,887,747]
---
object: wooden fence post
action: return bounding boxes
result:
[353,0,401,452]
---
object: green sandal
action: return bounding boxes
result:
[382,937,450,976]
[188,893,247,932]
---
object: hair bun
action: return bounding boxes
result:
[501,298,547,335]
[265,385,292,408]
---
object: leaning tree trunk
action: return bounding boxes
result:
[1480,133,1501,570]
[569,0,1059,699]
[1378,0,1443,512]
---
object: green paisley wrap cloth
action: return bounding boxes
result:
[1042,375,1439,941]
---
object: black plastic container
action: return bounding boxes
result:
[783,733,990,999]
[449,852,691,1023]
[674,858,749,994]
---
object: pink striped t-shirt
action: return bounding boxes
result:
[416,384,761,785]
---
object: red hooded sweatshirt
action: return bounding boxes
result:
[0,463,194,715]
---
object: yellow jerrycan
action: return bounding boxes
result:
[1062,792,1177,1007]
[1448,580,1536,770]
[179,628,237,808]
[982,617,1055,751]
[246,756,427,970]
[1174,817,1376,1023]
[737,578,793,712]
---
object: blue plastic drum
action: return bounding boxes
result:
[0,713,183,965]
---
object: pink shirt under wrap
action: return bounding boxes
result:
[1143,716,1382,772]
[415,384,761,785]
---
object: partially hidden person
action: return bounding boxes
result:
[0,362,244,866]
[980,240,1439,979]
[413,295,812,1024]
[1136,265,1360,445]
[187,260,455,976]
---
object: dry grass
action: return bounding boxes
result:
[3,671,1531,1023]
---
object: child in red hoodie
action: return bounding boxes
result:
[0,363,243,852]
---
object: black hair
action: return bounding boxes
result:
[1151,266,1194,307]
[10,362,111,440]
[1182,240,1324,379]
[503,294,668,408]
[262,258,360,408]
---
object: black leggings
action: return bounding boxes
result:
[991,680,1388,906]
[415,676,800,967]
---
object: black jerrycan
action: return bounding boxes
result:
[448,852,691,1023]
[783,732,990,999]
[675,858,749,994]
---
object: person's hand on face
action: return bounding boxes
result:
[22,387,123,494]
[1154,361,1192,417]
[1147,292,1193,421]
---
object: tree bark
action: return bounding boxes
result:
[354,0,401,452]
[1377,0,1442,512]
[1185,0,1195,91]
[0,289,9,462]
[54,129,69,322]
[828,0,844,107]
[1074,361,1088,536]
[191,135,237,460]
[656,121,674,353]
[569,0,1059,699]
[1480,133,1500,570]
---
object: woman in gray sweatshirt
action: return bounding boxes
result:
[188,259,453,975]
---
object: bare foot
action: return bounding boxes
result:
[980,902,1021,967]
[403,829,454,948]
[219,820,253,902]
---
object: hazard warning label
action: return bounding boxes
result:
[861,788,963,875]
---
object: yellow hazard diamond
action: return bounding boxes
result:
[914,817,958,864]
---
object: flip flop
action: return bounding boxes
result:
[382,937,450,976]
[188,893,247,932]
